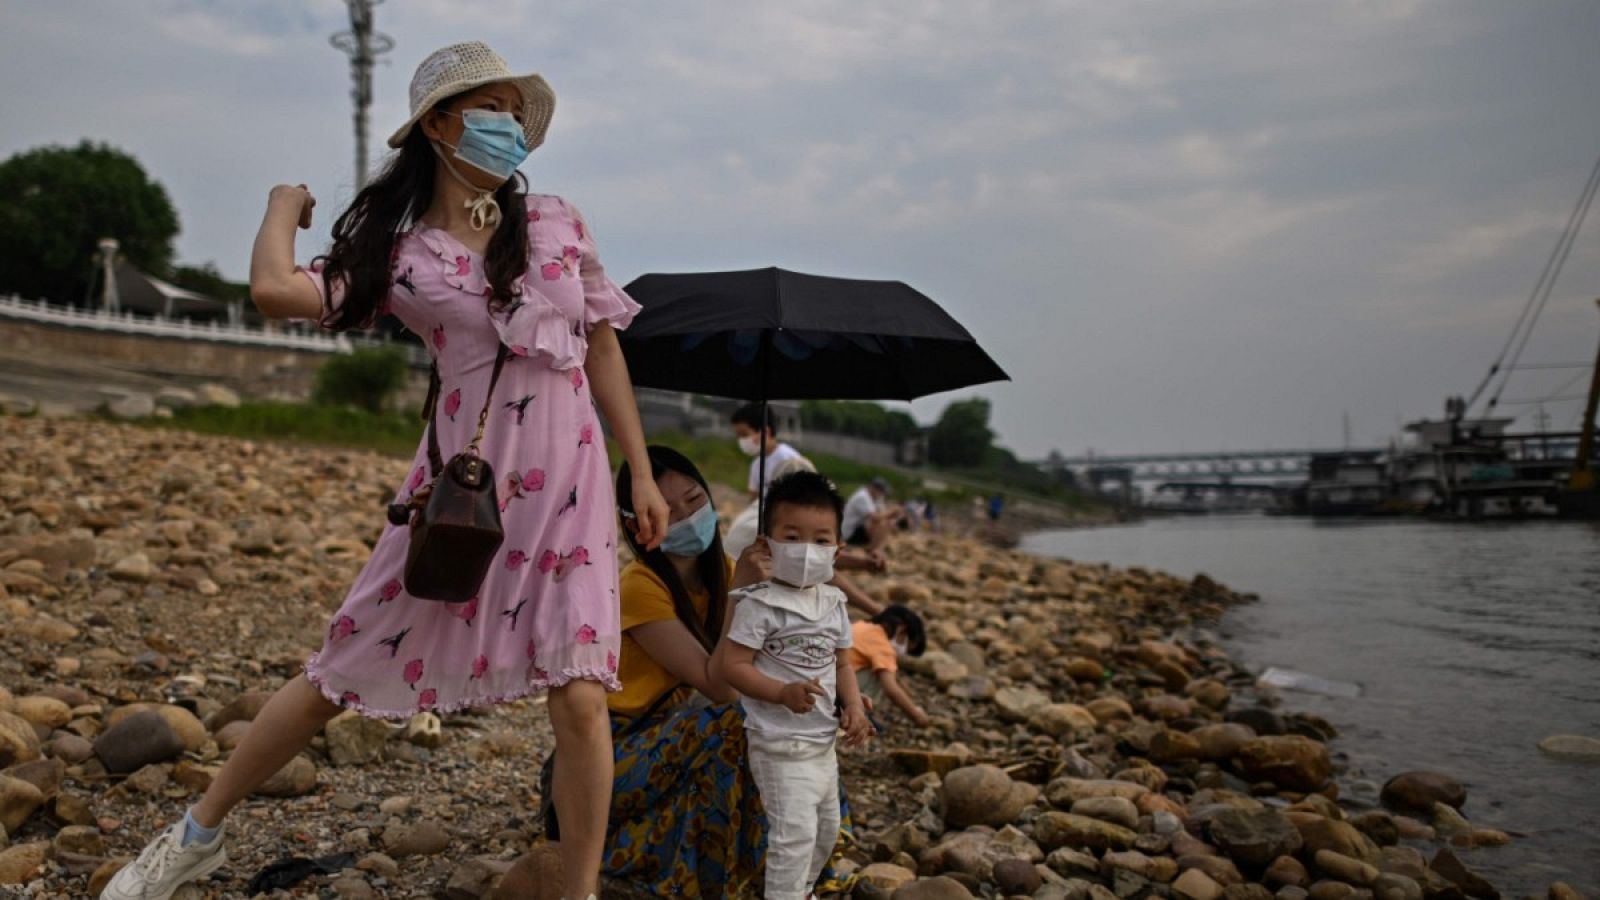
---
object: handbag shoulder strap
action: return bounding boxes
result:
[424,344,512,478]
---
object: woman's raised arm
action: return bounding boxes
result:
[248,184,323,321]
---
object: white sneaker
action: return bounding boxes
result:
[101,821,227,900]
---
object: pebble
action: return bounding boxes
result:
[1208,807,1304,868]
[1379,772,1465,815]
[1265,855,1311,889]
[0,775,45,834]
[12,695,71,729]
[0,841,51,884]
[1233,736,1332,792]
[1535,734,1600,761]
[405,712,444,748]
[941,765,1035,829]
[1175,868,1227,900]
[891,876,974,899]
[93,710,185,773]
[52,824,105,856]
[992,685,1050,723]
[861,862,919,891]
[383,819,451,857]
[1034,811,1137,852]
[0,710,43,765]
[1315,849,1379,886]
[1071,795,1140,829]
[326,710,392,766]
[992,857,1042,893]
[332,874,379,899]
[254,754,317,797]
[357,851,401,879]
[0,416,1565,898]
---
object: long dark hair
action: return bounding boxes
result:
[315,93,531,331]
[616,446,728,653]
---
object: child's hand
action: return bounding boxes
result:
[778,680,826,714]
[908,705,931,727]
[733,538,772,588]
[840,701,875,747]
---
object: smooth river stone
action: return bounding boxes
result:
[1536,734,1600,761]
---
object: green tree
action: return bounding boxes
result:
[0,141,179,305]
[313,347,409,414]
[928,397,995,467]
[800,399,920,443]
[170,262,249,304]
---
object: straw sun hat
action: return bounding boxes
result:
[386,41,556,150]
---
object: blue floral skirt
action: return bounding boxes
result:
[603,700,856,897]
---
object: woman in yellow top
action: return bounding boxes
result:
[591,445,854,896]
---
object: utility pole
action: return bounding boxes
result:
[330,0,393,190]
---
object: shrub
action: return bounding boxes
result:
[313,346,409,414]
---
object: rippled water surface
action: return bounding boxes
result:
[1022,516,1600,895]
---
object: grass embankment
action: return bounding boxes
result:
[139,401,1108,521]
[151,401,423,457]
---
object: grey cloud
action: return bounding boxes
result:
[3,1,1598,454]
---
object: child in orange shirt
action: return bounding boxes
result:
[847,605,929,727]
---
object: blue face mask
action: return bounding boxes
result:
[442,109,530,181]
[660,502,719,557]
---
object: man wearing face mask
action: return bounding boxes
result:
[712,472,873,900]
[732,402,803,500]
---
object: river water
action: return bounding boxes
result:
[1022,516,1600,895]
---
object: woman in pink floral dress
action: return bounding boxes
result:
[101,42,667,900]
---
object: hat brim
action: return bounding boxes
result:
[387,72,556,150]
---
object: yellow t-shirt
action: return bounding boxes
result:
[609,558,732,717]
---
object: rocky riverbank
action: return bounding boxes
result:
[0,414,1585,899]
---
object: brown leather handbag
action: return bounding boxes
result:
[386,346,510,603]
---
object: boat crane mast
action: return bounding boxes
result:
[1567,299,1600,492]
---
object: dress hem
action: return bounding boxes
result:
[304,654,622,722]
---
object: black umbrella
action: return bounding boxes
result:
[619,266,1009,524]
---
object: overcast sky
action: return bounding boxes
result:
[4,1,1599,458]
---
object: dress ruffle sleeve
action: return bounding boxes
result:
[469,196,640,370]
[569,201,642,335]
[296,258,395,328]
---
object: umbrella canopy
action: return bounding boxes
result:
[619,267,1008,401]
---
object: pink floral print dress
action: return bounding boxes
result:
[299,194,639,719]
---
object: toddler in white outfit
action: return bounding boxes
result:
[715,472,873,900]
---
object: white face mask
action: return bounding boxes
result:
[891,637,910,656]
[738,435,761,457]
[767,539,835,588]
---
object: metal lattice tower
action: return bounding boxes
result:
[330,0,394,190]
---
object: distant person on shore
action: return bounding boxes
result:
[713,471,873,900]
[902,497,927,531]
[842,477,900,555]
[987,492,1005,521]
[733,402,803,500]
[100,42,669,900]
[848,605,930,728]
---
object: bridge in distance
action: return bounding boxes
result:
[1032,448,1386,484]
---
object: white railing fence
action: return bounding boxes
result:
[0,294,430,366]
